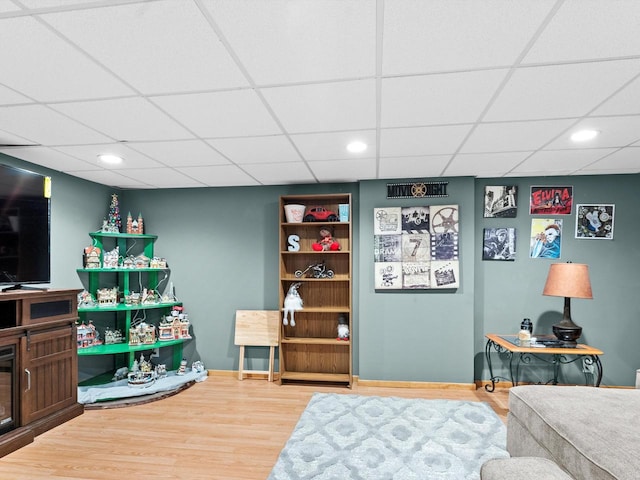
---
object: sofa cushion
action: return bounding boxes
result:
[508,385,640,480]
[481,457,573,480]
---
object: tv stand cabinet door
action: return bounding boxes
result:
[20,324,77,426]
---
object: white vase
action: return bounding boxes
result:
[284,204,305,223]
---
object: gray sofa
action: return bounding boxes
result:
[481,385,640,480]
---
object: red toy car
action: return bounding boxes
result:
[303,206,339,222]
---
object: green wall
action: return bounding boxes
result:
[3,152,638,386]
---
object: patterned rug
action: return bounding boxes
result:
[268,393,508,480]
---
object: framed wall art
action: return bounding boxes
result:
[373,205,459,290]
[482,227,516,261]
[484,185,517,218]
[575,204,615,239]
[529,218,563,259]
[530,186,573,215]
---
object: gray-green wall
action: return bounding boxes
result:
[3,152,637,387]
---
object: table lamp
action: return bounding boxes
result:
[542,262,593,345]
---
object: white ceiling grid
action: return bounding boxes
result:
[0,0,638,189]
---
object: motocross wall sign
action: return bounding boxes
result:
[386,181,448,199]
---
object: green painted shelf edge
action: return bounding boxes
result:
[77,267,170,273]
[89,231,158,240]
[78,301,181,313]
[77,338,187,356]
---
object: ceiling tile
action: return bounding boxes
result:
[523,0,640,64]
[0,16,133,101]
[128,140,229,167]
[51,98,193,142]
[0,105,112,145]
[261,80,376,133]
[460,119,576,153]
[203,0,376,84]
[242,161,316,185]
[380,125,471,156]
[41,0,248,94]
[176,165,261,187]
[0,147,97,171]
[513,148,618,175]
[583,147,640,173]
[55,143,165,170]
[114,167,206,188]
[291,130,376,161]
[593,76,640,116]
[207,135,300,164]
[381,70,507,127]
[0,84,32,105]
[308,158,376,182]
[546,116,640,150]
[378,155,451,179]
[382,0,556,75]
[152,90,281,138]
[444,152,532,177]
[66,169,148,188]
[484,60,640,121]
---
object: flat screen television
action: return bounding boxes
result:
[0,163,51,291]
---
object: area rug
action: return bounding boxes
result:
[268,393,508,480]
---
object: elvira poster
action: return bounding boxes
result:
[529,186,573,215]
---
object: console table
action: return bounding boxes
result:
[484,333,603,392]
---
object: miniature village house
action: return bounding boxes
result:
[126,212,144,234]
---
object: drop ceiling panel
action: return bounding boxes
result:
[378,155,451,179]
[55,143,165,170]
[309,158,376,183]
[0,147,96,171]
[584,147,640,173]
[0,16,133,102]
[460,119,577,153]
[523,0,640,63]
[381,70,508,127]
[513,148,618,175]
[176,164,261,187]
[114,167,206,188]
[593,77,640,116]
[51,98,194,142]
[382,0,556,75]
[291,130,376,161]
[0,105,112,145]
[152,91,281,138]
[0,84,32,105]
[261,80,376,133]
[546,116,640,150]
[444,152,532,177]
[41,0,248,94]
[380,125,471,157]
[484,61,640,121]
[242,161,316,185]
[207,136,301,164]
[128,140,229,167]
[67,169,148,188]
[204,0,376,84]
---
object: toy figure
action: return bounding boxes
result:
[283,282,303,327]
[337,314,349,340]
[312,228,340,251]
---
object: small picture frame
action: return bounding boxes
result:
[482,227,516,261]
[484,186,517,218]
[575,204,615,239]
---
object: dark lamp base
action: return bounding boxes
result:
[552,324,582,345]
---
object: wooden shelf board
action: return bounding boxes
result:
[280,371,351,383]
[281,337,350,346]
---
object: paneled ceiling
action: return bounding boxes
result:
[0,0,639,189]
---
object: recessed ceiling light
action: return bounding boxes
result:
[97,154,124,165]
[346,141,367,153]
[570,130,599,142]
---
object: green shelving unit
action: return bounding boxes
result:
[77,231,189,388]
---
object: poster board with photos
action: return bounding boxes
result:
[374,205,459,290]
[484,185,517,218]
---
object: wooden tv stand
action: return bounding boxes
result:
[0,288,84,458]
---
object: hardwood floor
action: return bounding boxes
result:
[0,375,509,480]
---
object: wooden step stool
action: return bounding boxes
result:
[234,310,280,382]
